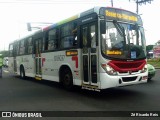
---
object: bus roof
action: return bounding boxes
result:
[13,6,141,42]
[43,6,140,31]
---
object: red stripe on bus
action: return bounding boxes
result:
[72,56,78,68]
[108,60,146,72]
[42,58,46,67]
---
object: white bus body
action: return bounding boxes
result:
[8,7,148,91]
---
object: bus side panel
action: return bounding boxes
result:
[41,52,59,82]
[16,55,35,77]
[41,49,82,86]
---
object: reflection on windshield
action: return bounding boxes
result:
[101,21,146,60]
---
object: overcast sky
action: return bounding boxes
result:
[0,0,159,51]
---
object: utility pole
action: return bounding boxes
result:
[27,22,53,31]
[136,0,139,14]
[111,0,113,7]
[129,0,153,14]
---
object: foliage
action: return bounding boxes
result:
[0,50,9,58]
[146,45,154,51]
[147,58,160,68]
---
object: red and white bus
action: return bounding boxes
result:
[8,7,148,91]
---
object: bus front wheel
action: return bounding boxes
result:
[61,68,73,90]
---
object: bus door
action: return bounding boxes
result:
[81,22,98,88]
[35,38,42,80]
[13,57,17,73]
[13,45,17,73]
[10,43,17,73]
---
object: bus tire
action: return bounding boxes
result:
[61,68,73,90]
[20,66,25,79]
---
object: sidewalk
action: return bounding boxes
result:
[155,67,160,69]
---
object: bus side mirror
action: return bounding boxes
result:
[100,20,106,34]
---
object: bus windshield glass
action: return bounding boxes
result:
[101,21,146,60]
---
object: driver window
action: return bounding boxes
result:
[107,22,124,50]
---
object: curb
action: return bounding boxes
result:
[155,68,160,69]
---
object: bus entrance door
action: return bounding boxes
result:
[81,23,99,91]
[35,39,42,80]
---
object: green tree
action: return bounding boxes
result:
[0,50,9,58]
[146,45,154,51]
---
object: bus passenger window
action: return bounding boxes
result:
[16,42,20,55]
[60,22,77,48]
[27,37,33,54]
[47,29,58,50]
[62,36,74,48]
[9,44,13,57]
[48,41,54,50]
[19,40,25,55]
[72,28,77,46]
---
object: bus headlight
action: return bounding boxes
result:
[141,64,147,73]
[101,64,117,75]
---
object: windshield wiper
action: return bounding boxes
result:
[113,20,125,37]
[113,20,127,50]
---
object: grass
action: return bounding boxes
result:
[147,58,160,68]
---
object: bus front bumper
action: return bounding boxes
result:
[99,72,148,89]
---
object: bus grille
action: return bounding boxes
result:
[122,76,137,82]
[108,60,146,73]
[118,70,139,74]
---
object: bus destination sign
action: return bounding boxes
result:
[105,8,138,23]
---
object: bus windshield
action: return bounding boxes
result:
[101,21,146,60]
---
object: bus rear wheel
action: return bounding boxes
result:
[20,66,25,79]
[61,68,73,90]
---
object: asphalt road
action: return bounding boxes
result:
[0,68,160,120]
